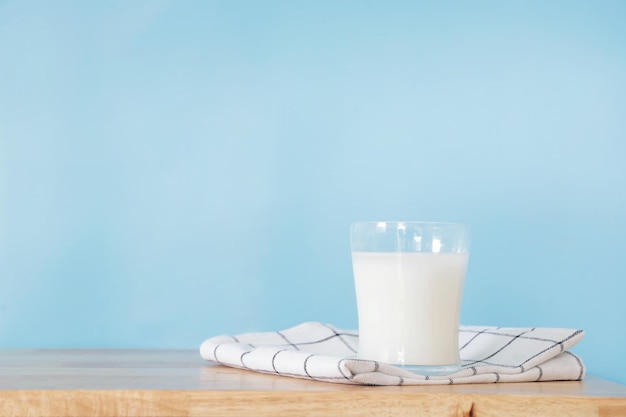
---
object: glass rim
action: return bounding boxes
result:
[350,221,470,253]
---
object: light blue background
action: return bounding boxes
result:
[1,1,625,384]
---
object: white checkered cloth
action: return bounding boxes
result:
[200,322,585,385]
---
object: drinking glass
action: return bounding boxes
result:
[350,221,470,374]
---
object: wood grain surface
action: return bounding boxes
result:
[1,349,625,417]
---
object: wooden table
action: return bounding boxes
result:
[1,349,625,417]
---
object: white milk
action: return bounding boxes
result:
[352,251,468,366]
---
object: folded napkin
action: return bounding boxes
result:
[200,322,585,385]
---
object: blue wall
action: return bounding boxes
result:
[1,1,625,384]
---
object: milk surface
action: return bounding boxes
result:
[352,251,468,366]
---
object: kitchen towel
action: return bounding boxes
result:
[200,322,585,385]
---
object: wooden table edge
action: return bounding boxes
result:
[2,389,626,417]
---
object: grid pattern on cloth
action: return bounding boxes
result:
[200,322,585,386]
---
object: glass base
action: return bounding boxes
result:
[395,364,460,376]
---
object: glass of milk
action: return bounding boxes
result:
[350,221,470,374]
